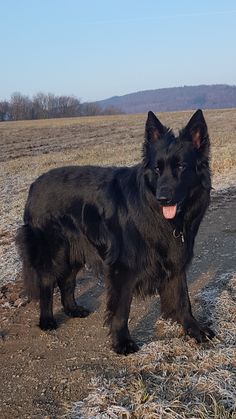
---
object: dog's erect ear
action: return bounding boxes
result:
[184,109,209,149]
[145,111,165,143]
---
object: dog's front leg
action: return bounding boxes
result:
[105,268,139,355]
[159,272,215,342]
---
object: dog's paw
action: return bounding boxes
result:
[113,338,139,355]
[39,317,58,331]
[65,305,90,318]
[184,320,215,343]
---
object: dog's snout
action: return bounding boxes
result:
[156,188,173,205]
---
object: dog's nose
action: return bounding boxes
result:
[156,196,172,205]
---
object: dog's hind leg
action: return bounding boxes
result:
[57,269,90,318]
[159,273,215,342]
[106,269,139,355]
[39,275,57,330]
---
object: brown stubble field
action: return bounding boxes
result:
[0,109,236,418]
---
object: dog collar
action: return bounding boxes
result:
[173,229,185,243]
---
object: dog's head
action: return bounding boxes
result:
[143,109,211,219]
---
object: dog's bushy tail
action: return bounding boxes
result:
[16,225,40,300]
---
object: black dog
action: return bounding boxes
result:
[16,109,215,354]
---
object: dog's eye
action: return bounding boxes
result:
[155,166,160,175]
[177,163,186,171]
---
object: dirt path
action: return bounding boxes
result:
[0,186,236,419]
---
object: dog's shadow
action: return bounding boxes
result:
[130,266,233,348]
[130,297,161,345]
[53,264,232,348]
[54,272,105,327]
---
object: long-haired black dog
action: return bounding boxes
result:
[16,110,215,354]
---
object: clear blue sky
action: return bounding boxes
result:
[1,0,236,102]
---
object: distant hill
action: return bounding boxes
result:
[96,84,236,114]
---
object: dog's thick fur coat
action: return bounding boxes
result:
[16,110,214,354]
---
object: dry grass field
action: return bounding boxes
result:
[0,109,236,418]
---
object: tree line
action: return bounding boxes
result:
[0,92,123,121]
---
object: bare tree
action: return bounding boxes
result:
[32,93,50,119]
[58,95,82,117]
[0,101,10,121]
[10,92,32,120]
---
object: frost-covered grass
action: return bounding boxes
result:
[67,273,236,419]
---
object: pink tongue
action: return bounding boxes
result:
[162,205,177,219]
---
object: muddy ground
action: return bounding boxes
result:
[0,186,236,419]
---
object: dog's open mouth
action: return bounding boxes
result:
[161,205,177,219]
